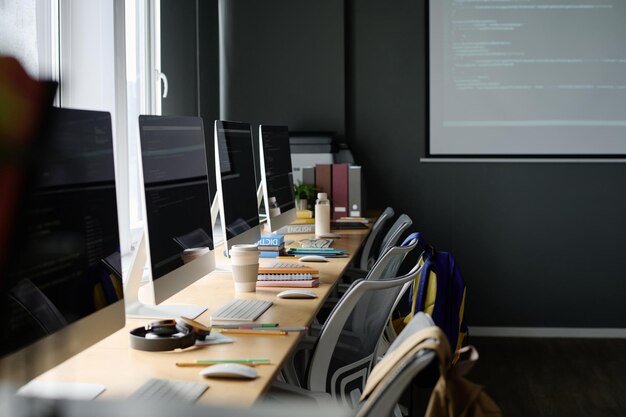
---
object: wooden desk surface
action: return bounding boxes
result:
[35,229,368,406]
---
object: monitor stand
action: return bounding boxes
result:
[123,234,207,319]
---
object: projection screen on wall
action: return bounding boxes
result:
[429,0,626,156]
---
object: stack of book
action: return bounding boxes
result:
[257,234,288,258]
[256,264,320,288]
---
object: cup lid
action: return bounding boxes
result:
[230,244,259,252]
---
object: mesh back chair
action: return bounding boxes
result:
[342,213,413,288]
[277,256,424,407]
[377,214,412,264]
[355,313,438,417]
[357,207,394,271]
[315,235,418,326]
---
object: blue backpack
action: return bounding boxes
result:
[394,233,468,353]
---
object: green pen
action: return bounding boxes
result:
[194,359,270,364]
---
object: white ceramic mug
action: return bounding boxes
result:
[229,244,260,292]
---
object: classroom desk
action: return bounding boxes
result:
[33,228,369,406]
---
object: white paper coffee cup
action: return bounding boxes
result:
[229,244,260,292]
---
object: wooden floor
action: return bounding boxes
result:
[465,337,626,417]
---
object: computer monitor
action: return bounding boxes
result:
[258,125,296,232]
[214,121,261,257]
[134,115,216,319]
[0,108,125,386]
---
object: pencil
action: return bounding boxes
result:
[217,329,287,336]
[240,326,308,332]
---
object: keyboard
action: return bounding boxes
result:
[211,299,273,321]
[129,378,209,403]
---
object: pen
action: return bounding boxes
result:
[192,358,270,363]
[240,326,308,332]
[176,361,272,367]
[211,323,278,329]
[217,329,287,336]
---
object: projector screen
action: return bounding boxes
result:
[429,0,626,156]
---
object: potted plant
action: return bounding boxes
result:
[293,182,317,210]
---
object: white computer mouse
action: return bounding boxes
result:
[199,363,258,379]
[277,289,318,299]
[299,255,329,262]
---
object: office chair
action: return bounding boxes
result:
[268,313,438,417]
[354,313,438,417]
[341,214,413,288]
[314,233,418,328]
[355,207,395,271]
[275,252,424,406]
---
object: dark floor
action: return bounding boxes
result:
[458,337,626,417]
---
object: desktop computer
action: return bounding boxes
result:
[213,120,261,257]
[258,125,297,233]
[133,115,216,319]
[0,108,125,387]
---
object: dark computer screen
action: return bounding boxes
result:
[0,108,122,358]
[215,121,259,240]
[139,116,214,280]
[260,125,295,214]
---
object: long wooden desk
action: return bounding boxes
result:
[34,228,369,406]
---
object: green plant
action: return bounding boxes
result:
[293,182,317,201]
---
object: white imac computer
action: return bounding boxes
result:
[0,108,125,391]
[258,125,297,232]
[131,115,216,319]
[214,120,261,257]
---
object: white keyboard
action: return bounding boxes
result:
[129,378,208,402]
[211,299,273,322]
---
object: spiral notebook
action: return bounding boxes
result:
[257,266,320,287]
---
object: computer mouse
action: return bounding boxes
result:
[199,363,258,379]
[277,289,318,299]
[299,255,329,262]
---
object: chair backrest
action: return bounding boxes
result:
[355,313,438,417]
[364,234,417,283]
[358,207,394,271]
[306,257,424,406]
[373,214,412,269]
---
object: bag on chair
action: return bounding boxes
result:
[393,233,468,354]
[424,328,501,417]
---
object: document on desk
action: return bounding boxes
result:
[195,332,233,346]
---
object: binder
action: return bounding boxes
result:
[348,166,362,217]
[332,163,349,220]
[315,164,332,195]
[302,166,316,186]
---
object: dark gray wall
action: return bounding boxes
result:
[349,0,626,328]
[160,0,199,117]
[219,0,626,328]
[219,0,344,138]
[160,0,220,200]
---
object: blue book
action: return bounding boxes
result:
[258,234,284,247]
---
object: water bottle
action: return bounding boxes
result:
[315,192,331,236]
